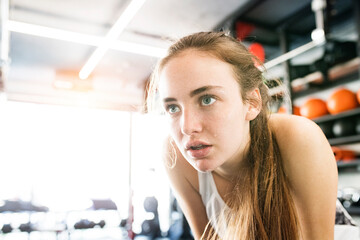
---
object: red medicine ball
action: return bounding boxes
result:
[327,88,358,115]
[300,98,328,119]
[249,43,265,63]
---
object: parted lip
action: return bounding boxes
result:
[185,140,211,150]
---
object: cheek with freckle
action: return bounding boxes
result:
[204,115,220,138]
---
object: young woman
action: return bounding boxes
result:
[146,32,359,239]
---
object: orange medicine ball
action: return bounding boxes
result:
[277,106,287,114]
[300,98,329,119]
[293,106,301,116]
[327,88,358,115]
[357,88,360,104]
[277,105,300,115]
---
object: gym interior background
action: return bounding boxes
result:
[1,0,360,239]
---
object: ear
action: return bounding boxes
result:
[245,88,262,121]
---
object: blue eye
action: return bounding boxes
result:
[167,105,180,114]
[201,95,216,106]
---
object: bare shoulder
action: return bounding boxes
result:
[269,113,338,239]
[269,113,323,141]
[269,113,337,175]
[269,113,333,164]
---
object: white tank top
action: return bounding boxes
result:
[198,171,228,238]
[198,171,360,239]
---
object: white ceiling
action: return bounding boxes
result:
[2,0,250,111]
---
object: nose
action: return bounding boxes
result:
[180,108,202,136]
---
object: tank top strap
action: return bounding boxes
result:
[198,171,212,205]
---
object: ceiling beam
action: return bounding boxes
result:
[214,0,266,31]
[276,3,313,31]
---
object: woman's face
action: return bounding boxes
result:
[158,50,254,173]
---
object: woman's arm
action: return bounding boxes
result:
[162,138,211,240]
[271,114,338,240]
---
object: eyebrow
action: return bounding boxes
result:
[163,85,222,103]
[190,85,221,97]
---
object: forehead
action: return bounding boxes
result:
[158,50,239,95]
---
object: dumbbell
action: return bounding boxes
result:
[74,219,106,229]
[74,219,96,229]
[19,222,34,233]
[144,196,158,213]
[141,219,160,236]
[98,220,105,228]
[338,188,360,208]
[119,218,127,228]
[352,192,360,207]
[1,224,13,234]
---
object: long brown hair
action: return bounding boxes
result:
[147,32,300,240]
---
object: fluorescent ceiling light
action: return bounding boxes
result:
[79,0,147,80]
[8,20,101,46]
[8,20,167,58]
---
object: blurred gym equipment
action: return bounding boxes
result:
[140,196,161,239]
[333,118,356,137]
[300,98,328,119]
[327,88,358,115]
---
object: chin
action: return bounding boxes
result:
[196,167,212,173]
[194,160,217,173]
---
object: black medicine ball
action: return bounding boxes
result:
[333,118,356,137]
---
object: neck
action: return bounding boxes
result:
[215,140,251,182]
[215,158,249,182]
